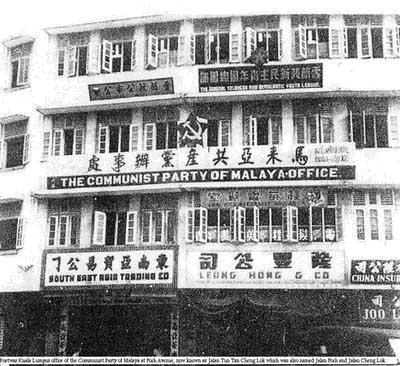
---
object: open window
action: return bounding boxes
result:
[0,119,29,169]
[186,207,207,243]
[230,206,246,243]
[101,35,136,73]
[9,42,32,87]
[0,202,24,251]
[282,206,298,243]
[57,33,89,77]
[142,107,179,150]
[97,110,137,153]
[93,196,138,246]
[43,113,86,159]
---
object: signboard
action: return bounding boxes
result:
[359,292,400,324]
[184,249,345,288]
[88,78,174,100]
[351,260,400,285]
[47,143,356,190]
[199,63,322,92]
[201,188,328,208]
[42,247,176,290]
[48,166,355,189]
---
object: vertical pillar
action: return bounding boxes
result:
[281,100,293,147]
[231,103,242,147]
[280,15,292,63]
[85,112,97,156]
[58,300,69,356]
[134,25,146,72]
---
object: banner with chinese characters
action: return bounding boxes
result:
[47,143,356,190]
[199,64,322,92]
[351,260,400,285]
[201,188,328,208]
[359,292,400,325]
[42,247,176,290]
[88,78,174,100]
[183,249,345,288]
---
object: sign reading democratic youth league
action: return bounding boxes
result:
[42,248,175,290]
[199,63,323,92]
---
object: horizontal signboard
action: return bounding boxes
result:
[89,78,174,100]
[184,249,345,288]
[42,247,176,290]
[201,188,329,208]
[48,166,355,189]
[199,63,322,92]
[351,260,400,285]
[359,292,400,325]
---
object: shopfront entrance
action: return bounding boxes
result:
[67,304,172,356]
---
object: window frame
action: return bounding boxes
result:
[294,113,334,144]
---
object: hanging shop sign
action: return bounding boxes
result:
[41,247,176,290]
[199,63,322,92]
[201,188,328,208]
[47,143,355,190]
[351,260,400,285]
[184,249,344,288]
[88,78,174,100]
[359,292,400,324]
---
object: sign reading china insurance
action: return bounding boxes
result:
[184,249,345,288]
[351,260,400,285]
[41,247,176,290]
[47,143,355,190]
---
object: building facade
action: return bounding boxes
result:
[0,13,399,356]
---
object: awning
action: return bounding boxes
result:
[0,114,29,124]
[2,36,34,48]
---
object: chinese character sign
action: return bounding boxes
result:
[351,260,400,284]
[89,78,174,101]
[199,64,323,92]
[184,249,344,288]
[42,248,175,289]
[359,292,400,324]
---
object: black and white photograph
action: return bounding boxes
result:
[0,0,399,363]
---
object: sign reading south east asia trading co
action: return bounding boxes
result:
[184,249,345,288]
[42,247,176,290]
[47,143,355,190]
[199,63,322,92]
[351,260,400,285]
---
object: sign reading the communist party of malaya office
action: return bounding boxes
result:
[47,143,355,189]
[88,78,174,100]
[351,260,400,285]
[199,63,322,92]
[359,292,400,324]
[42,247,176,290]
[184,249,345,288]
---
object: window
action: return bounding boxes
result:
[292,15,330,60]
[195,104,232,147]
[57,33,90,77]
[348,99,390,148]
[0,202,24,251]
[242,101,282,145]
[194,18,232,65]
[42,114,86,159]
[353,189,394,241]
[243,16,282,62]
[97,110,139,153]
[141,210,176,244]
[294,100,334,144]
[48,199,81,247]
[0,120,29,169]
[10,43,31,87]
[102,40,136,73]
[142,107,179,150]
[146,23,180,69]
[344,15,389,59]
[93,196,137,246]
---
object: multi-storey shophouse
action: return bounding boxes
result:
[0,13,399,356]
